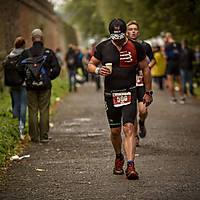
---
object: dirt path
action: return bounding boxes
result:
[0,81,200,200]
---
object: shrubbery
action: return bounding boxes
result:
[0,77,68,169]
[0,112,20,166]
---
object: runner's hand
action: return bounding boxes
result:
[143,94,153,107]
[99,66,111,76]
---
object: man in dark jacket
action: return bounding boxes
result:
[19,29,60,143]
[65,45,77,92]
[180,39,195,96]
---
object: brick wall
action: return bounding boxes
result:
[0,0,77,90]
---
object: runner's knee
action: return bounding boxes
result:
[111,127,121,137]
[123,123,134,137]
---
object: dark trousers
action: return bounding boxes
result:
[153,76,165,90]
[11,86,27,125]
[68,70,77,91]
[180,69,194,95]
[27,89,51,142]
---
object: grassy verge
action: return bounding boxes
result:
[0,76,69,179]
[194,86,200,99]
[51,77,69,109]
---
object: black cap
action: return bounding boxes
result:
[109,18,127,40]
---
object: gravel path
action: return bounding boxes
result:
[0,81,200,200]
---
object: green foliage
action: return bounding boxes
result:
[63,22,78,46]
[0,76,69,170]
[63,0,200,44]
[63,0,106,38]
[0,112,20,166]
[0,88,12,112]
[51,76,69,106]
[0,89,20,167]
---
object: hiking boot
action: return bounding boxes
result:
[113,154,124,175]
[126,162,139,180]
[40,136,52,143]
[139,124,146,138]
[136,135,140,147]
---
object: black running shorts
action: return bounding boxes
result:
[104,89,137,128]
[136,86,145,102]
[166,61,180,76]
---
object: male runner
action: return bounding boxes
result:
[88,18,153,180]
[164,32,185,104]
[126,20,155,146]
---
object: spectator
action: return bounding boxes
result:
[194,45,200,87]
[55,48,63,67]
[4,36,27,140]
[180,39,195,96]
[164,32,185,104]
[65,45,77,92]
[152,45,167,90]
[18,29,60,143]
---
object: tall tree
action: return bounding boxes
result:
[63,0,106,38]
[63,0,200,44]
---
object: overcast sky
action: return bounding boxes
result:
[48,0,65,10]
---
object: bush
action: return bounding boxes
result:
[0,77,69,169]
[51,77,69,106]
[0,112,20,166]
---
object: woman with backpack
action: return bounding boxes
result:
[3,36,27,140]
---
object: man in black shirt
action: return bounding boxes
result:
[88,18,153,180]
[126,20,156,146]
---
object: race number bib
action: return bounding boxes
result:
[136,74,144,86]
[112,92,131,107]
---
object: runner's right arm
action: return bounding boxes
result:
[88,56,111,76]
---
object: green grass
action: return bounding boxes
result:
[0,76,69,176]
[51,77,69,106]
[194,87,200,99]
[0,88,12,112]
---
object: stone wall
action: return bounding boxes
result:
[0,0,77,90]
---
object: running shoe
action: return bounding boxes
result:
[126,162,139,180]
[179,97,185,104]
[139,124,146,138]
[113,154,124,175]
[170,98,177,104]
[136,135,140,147]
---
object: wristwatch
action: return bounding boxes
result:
[145,91,153,96]
[95,67,100,75]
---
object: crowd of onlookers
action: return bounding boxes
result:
[151,33,200,102]
[64,43,101,92]
[64,34,200,100]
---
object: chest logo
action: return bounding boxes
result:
[120,51,133,63]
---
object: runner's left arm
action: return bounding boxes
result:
[145,42,156,69]
[139,58,152,92]
[139,58,153,106]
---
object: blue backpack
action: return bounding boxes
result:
[22,49,49,89]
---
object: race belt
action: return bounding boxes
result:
[112,92,131,107]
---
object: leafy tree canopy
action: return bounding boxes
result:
[63,0,200,44]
